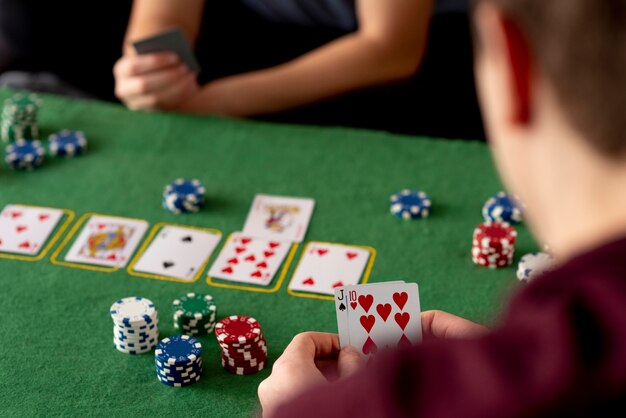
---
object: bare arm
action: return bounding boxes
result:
[180,0,434,116]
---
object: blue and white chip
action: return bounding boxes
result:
[516,252,556,283]
[5,139,45,170]
[48,130,87,157]
[482,192,523,224]
[390,189,431,220]
[162,178,206,214]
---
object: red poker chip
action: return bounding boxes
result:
[222,352,267,367]
[223,346,268,361]
[219,335,266,350]
[215,315,262,344]
[473,221,517,247]
[221,358,266,375]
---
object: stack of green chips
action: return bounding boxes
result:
[1,93,42,144]
[172,293,217,336]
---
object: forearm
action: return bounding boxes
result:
[123,0,204,54]
[182,32,426,117]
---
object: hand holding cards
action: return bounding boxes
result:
[132,27,200,73]
[335,282,422,360]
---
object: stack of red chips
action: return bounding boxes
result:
[215,315,268,375]
[471,221,517,268]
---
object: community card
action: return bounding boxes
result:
[133,226,221,281]
[288,242,371,295]
[65,215,148,268]
[346,282,422,360]
[132,27,200,72]
[242,194,315,243]
[334,281,404,349]
[0,204,63,255]
[207,232,291,286]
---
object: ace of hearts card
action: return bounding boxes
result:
[64,215,148,268]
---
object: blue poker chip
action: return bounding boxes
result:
[389,189,432,220]
[48,130,87,157]
[482,192,523,224]
[155,335,202,365]
[162,178,206,214]
[156,372,201,387]
[5,139,45,170]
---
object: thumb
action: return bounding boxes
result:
[338,346,365,378]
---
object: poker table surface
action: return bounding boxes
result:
[0,89,536,417]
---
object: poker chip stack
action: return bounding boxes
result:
[5,139,45,170]
[155,335,203,387]
[215,315,267,375]
[471,221,518,268]
[110,297,159,355]
[389,189,432,220]
[48,130,88,157]
[172,293,217,336]
[1,93,41,144]
[482,192,523,224]
[163,178,206,214]
[517,252,556,283]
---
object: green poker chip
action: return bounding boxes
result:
[172,293,217,336]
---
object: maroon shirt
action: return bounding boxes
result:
[274,236,626,417]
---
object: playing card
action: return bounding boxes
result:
[65,215,148,268]
[0,204,63,255]
[346,282,421,360]
[289,242,371,295]
[133,27,200,72]
[335,281,404,349]
[132,226,221,281]
[242,194,315,243]
[207,232,291,286]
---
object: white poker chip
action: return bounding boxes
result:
[110,297,157,324]
[517,252,557,282]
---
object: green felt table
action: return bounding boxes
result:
[0,89,537,417]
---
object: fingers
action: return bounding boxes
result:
[124,73,199,111]
[113,52,180,78]
[116,64,190,97]
[338,346,365,378]
[283,332,341,363]
[421,310,489,340]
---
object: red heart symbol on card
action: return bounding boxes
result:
[9,211,22,219]
[350,302,357,310]
[397,334,412,349]
[245,254,256,262]
[269,242,280,249]
[227,257,238,265]
[18,241,31,249]
[362,337,378,355]
[235,247,246,254]
[38,214,49,222]
[358,294,374,313]
[97,223,106,230]
[302,277,315,285]
[317,248,328,256]
[360,315,376,333]
[346,252,357,260]
[264,251,275,258]
[241,238,251,244]
[222,266,233,274]
[393,292,408,310]
[332,281,344,288]
[376,303,392,322]
[256,261,268,269]
[251,270,262,278]
[0,239,3,246]
[106,254,117,261]
[16,225,27,233]
[394,312,410,331]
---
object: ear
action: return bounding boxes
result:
[474,3,533,125]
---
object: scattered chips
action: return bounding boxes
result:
[163,178,206,214]
[155,335,203,386]
[471,221,517,268]
[48,130,88,157]
[389,189,431,220]
[482,192,523,224]
[1,92,41,144]
[517,252,556,283]
[172,293,217,336]
[215,315,267,375]
[5,139,45,170]
[110,297,159,354]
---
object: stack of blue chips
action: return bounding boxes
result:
[482,192,523,224]
[5,139,45,170]
[162,178,206,214]
[48,130,88,157]
[389,189,432,220]
[155,335,203,387]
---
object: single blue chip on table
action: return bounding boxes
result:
[48,130,88,157]
[389,189,432,220]
[162,178,206,214]
[5,139,45,170]
[482,192,523,224]
[155,335,203,365]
